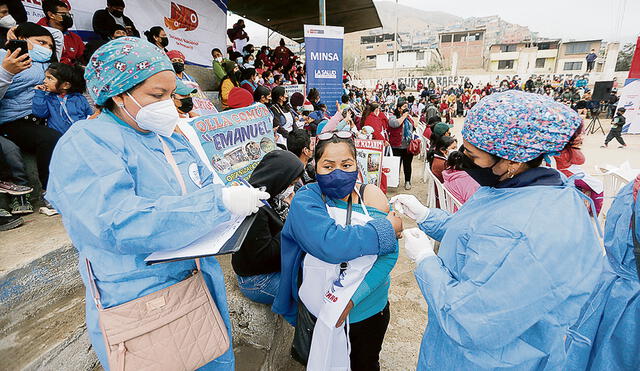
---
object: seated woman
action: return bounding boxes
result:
[273,132,402,370]
[219,60,239,109]
[239,67,258,95]
[232,150,304,305]
[442,150,480,205]
[427,135,457,183]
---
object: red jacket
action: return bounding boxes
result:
[364,111,389,142]
[37,18,85,65]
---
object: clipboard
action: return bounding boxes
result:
[145,213,257,265]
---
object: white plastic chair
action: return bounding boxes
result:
[424,165,462,213]
[596,166,630,218]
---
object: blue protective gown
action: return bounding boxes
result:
[564,181,640,370]
[414,178,604,370]
[46,112,234,370]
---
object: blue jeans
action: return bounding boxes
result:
[236,272,281,305]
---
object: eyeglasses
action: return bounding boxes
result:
[317,131,353,141]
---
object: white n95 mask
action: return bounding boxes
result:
[123,93,179,137]
[0,15,16,29]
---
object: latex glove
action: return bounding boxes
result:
[402,228,435,263]
[390,194,429,222]
[221,186,270,216]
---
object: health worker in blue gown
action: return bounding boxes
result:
[45,37,269,370]
[391,91,605,371]
[564,175,640,370]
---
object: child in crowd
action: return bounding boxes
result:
[32,63,93,135]
[602,107,627,148]
[442,149,480,205]
[427,135,457,183]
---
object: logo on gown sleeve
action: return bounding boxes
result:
[188,163,202,188]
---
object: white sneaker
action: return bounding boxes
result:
[405,181,412,190]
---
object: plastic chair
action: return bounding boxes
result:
[424,165,462,213]
[596,166,630,218]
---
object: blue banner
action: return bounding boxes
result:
[304,25,344,116]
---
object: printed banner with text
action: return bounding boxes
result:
[355,139,384,186]
[188,103,276,184]
[23,0,227,66]
[304,25,344,116]
[620,78,640,134]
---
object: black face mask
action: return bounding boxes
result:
[160,37,169,47]
[61,14,73,30]
[172,62,185,74]
[110,9,123,18]
[178,97,194,113]
[460,151,505,187]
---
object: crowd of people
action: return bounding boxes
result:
[0,1,638,371]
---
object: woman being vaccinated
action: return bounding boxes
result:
[274,132,402,371]
[46,37,269,370]
[392,91,604,370]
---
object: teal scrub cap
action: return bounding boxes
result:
[84,37,174,105]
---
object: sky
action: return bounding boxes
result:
[229,0,639,46]
[389,0,638,43]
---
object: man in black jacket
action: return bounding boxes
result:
[92,0,139,40]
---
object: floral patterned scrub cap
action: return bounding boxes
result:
[85,37,174,105]
[462,90,582,162]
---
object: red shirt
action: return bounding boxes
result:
[37,18,85,65]
[431,156,447,183]
[364,111,389,142]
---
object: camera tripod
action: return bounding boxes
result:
[585,109,605,135]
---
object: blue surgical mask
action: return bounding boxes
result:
[236,57,243,64]
[316,169,358,199]
[28,42,52,62]
[268,77,274,84]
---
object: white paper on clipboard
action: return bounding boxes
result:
[144,214,246,263]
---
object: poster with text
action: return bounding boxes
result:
[284,84,306,97]
[188,103,276,184]
[304,25,344,116]
[355,139,384,186]
[620,78,640,134]
[183,81,218,115]
[24,0,227,66]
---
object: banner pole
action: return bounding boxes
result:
[319,0,327,25]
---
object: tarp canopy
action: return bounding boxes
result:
[227,0,382,41]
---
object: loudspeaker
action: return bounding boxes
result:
[591,81,614,101]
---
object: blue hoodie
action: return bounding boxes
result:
[32,89,93,134]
